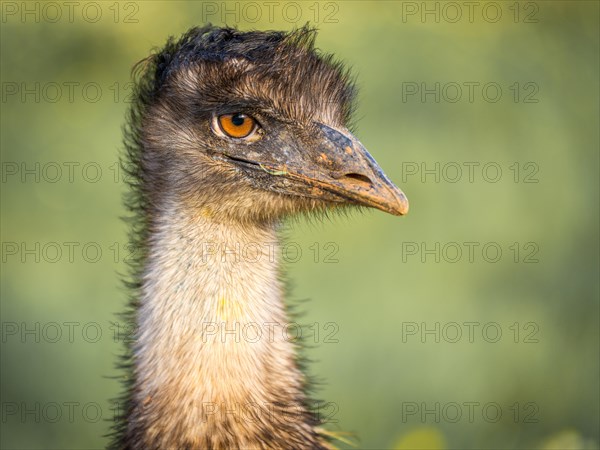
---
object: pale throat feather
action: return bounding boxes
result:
[130,194,309,444]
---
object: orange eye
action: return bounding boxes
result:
[217,113,257,139]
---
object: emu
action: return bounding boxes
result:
[111,25,408,450]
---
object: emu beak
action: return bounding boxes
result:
[295,124,409,216]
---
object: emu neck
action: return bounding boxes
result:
[129,196,321,449]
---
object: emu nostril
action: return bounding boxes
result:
[341,173,373,187]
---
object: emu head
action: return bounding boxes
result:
[134,26,409,223]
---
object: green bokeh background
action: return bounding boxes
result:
[1,1,598,449]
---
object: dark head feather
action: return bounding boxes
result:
[136,25,356,127]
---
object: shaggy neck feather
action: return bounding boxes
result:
[127,194,322,449]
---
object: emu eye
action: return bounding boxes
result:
[216,113,258,139]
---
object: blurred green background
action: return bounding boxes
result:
[1,1,598,449]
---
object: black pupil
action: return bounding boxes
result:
[231,114,246,126]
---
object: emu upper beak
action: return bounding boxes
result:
[290,124,409,216]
